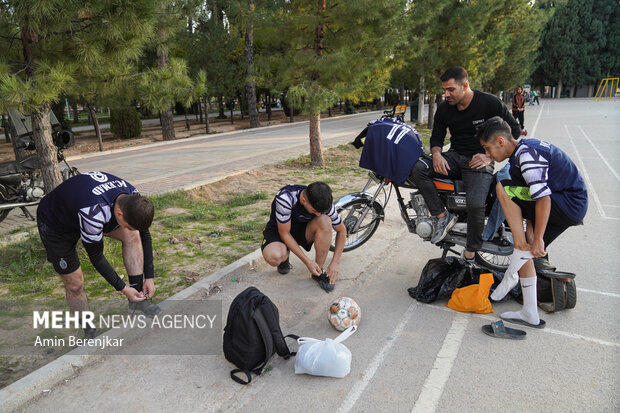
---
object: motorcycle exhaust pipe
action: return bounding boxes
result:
[0,200,40,210]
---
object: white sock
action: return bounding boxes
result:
[501,276,540,325]
[490,248,534,301]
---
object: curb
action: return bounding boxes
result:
[0,248,265,412]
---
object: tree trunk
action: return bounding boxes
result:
[33,103,62,192]
[230,104,234,125]
[309,114,324,166]
[556,79,563,99]
[418,76,425,124]
[244,7,260,129]
[72,102,79,124]
[218,95,226,119]
[198,101,203,123]
[204,95,210,134]
[157,43,175,141]
[2,114,9,143]
[266,92,272,121]
[428,94,437,130]
[86,104,104,152]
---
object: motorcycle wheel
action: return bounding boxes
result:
[330,199,383,252]
[0,184,10,223]
[475,251,510,272]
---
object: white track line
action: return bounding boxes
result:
[411,315,469,413]
[577,288,620,298]
[564,125,607,219]
[531,102,545,138]
[337,302,416,413]
[578,125,620,182]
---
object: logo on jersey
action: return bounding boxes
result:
[86,171,108,183]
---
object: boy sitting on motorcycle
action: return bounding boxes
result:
[477,117,588,328]
[261,182,346,292]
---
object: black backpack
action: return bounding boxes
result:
[223,286,298,384]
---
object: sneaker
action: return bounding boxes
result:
[312,271,334,293]
[430,212,457,244]
[129,299,162,317]
[83,326,99,339]
[460,249,476,266]
[277,257,291,274]
[521,130,528,136]
[533,256,556,273]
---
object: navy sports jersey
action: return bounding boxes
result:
[358,117,424,184]
[38,171,139,240]
[431,90,521,158]
[38,171,153,290]
[508,139,588,223]
[266,185,341,229]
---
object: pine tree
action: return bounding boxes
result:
[260,0,407,166]
[0,0,156,191]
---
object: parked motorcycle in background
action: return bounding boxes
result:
[0,109,79,223]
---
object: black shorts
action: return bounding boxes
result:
[37,209,81,275]
[501,183,580,246]
[261,221,313,252]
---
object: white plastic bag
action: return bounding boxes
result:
[294,325,357,378]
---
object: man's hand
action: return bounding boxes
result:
[469,153,491,170]
[531,238,547,257]
[432,152,450,175]
[122,286,146,302]
[305,261,322,276]
[326,262,339,284]
[143,278,156,298]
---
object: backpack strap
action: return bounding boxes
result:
[258,300,298,358]
[252,306,275,374]
[230,368,253,385]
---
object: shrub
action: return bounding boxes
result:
[110,107,142,139]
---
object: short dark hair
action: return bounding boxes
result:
[306,182,333,214]
[476,116,513,143]
[116,194,154,231]
[440,66,468,83]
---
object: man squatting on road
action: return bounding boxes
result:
[37,171,161,338]
[261,182,346,293]
[410,66,521,262]
[478,117,588,327]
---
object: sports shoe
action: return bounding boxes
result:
[129,299,162,317]
[521,129,528,136]
[430,211,457,244]
[533,256,556,273]
[461,249,476,266]
[277,257,291,274]
[312,271,334,293]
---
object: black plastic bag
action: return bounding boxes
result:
[408,257,479,303]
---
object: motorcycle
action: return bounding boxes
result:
[330,117,513,271]
[0,111,79,223]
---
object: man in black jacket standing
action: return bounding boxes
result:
[410,67,521,262]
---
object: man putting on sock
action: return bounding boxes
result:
[477,117,588,328]
[261,182,346,292]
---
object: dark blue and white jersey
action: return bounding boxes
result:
[38,171,139,243]
[508,139,588,222]
[358,117,424,184]
[266,185,341,229]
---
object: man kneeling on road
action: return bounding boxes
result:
[478,117,588,328]
[37,171,161,338]
[261,182,346,292]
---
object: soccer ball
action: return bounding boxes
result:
[327,297,361,331]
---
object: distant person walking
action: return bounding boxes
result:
[512,86,526,135]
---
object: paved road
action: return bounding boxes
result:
[2,99,619,412]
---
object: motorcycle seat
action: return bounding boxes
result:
[0,160,22,176]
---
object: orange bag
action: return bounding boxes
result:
[446,273,494,314]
